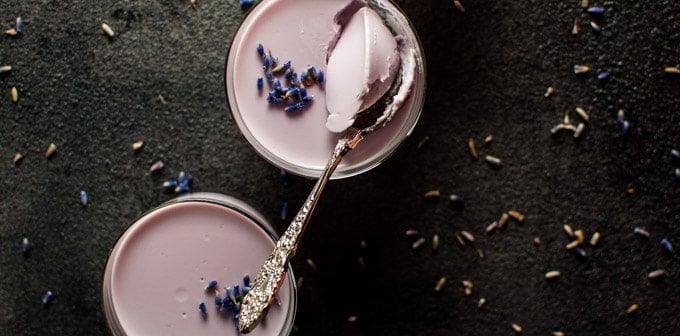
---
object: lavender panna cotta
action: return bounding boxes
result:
[226,0,425,178]
[102,193,296,336]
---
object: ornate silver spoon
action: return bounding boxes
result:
[237,52,413,332]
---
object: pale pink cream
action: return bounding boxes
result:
[227,0,423,177]
[103,198,294,335]
[325,5,400,133]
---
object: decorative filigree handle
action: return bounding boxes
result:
[238,129,364,333]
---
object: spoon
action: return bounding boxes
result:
[237,66,408,333]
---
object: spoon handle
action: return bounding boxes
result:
[238,129,364,333]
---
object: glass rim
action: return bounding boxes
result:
[224,0,427,179]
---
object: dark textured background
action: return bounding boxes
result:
[1,0,679,335]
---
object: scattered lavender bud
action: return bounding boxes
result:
[149,161,164,173]
[597,70,610,80]
[42,290,54,305]
[240,0,254,10]
[21,237,30,254]
[661,238,673,254]
[587,6,605,15]
[205,280,218,291]
[80,190,88,206]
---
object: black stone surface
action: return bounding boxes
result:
[1,0,679,335]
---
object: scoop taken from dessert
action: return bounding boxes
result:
[325,2,401,133]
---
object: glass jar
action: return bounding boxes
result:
[225,0,426,178]
[102,193,296,335]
